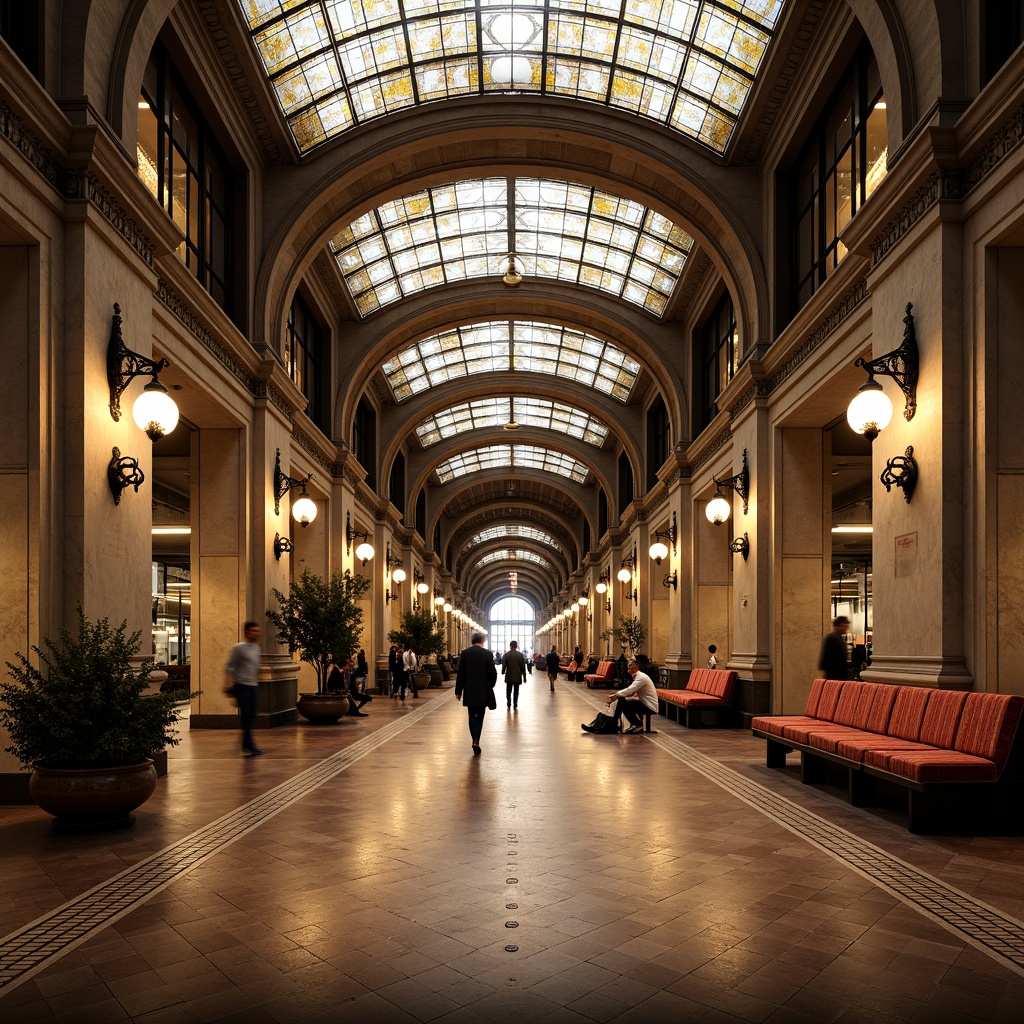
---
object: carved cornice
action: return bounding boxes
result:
[2,102,157,266]
[156,278,258,391]
[869,170,963,266]
[689,423,733,472]
[740,1,828,164]
[964,102,1024,191]
[291,424,335,473]
[195,1,284,163]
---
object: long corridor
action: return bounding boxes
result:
[2,680,1024,1023]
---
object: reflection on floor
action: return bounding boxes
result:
[2,679,1024,1023]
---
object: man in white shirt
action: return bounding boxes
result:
[602,658,658,734]
[401,643,419,700]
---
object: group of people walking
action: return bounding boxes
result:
[387,643,420,700]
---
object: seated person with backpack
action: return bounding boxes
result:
[582,659,658,734]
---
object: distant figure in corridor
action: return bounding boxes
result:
[501,640,528,710]
[545,645,560,692]
[224,620,263,756]
[819,615,851,681]
[455,632,498,755]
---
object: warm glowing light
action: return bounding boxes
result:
[847,379,893,440]
[649,541,668,563]
[132,380,179,441]
[831,526,874,534]
[595,581,608,594]
[152,527,191,535]
[355,541,374,562]
[291,493,317,527]
[417,582,430,595]
[705,493,731,525]
[617,567,631,583]
[393,568,407,583]
[435,595,445,605]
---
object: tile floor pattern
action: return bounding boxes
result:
[1,680,1023,1023]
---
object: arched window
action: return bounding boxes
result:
[488,596,536,659]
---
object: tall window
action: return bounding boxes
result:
[389,452,406,513]
[790,43,886,314]
[488,597,536,659]
[618,453,634,512]
[353,399,376,490]
[599,489,608,538]
[983,2,1024,84]
[697,292,739,432]
[647,396,669,489]
[137,43,235,314]
[415,489,426,538]
[1,1,40,78]
[286,292,325,431]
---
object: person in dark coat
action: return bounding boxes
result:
[455,631,498,755]
[501,640,528,711]
[545,645,560,692]
[819,615,851,680]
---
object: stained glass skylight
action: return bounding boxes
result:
[435,444,590,483]
[331,176,692,316]
[237,1,784,154]
[383,321,640,401]
[467,525,559,548]
[416,398,608,446]
[474,549,552,570]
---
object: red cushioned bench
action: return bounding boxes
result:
[751,679,1024,833]
[656,668,738,728]
[584,660,616,688]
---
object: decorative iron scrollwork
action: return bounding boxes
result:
[108,447,144,505]
[880,445,918,503]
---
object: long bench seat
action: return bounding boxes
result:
[584,660,616,688]
[752,678,1024,833]
[656,668,738,728]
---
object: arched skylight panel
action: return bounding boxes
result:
[468,525,558,549]
[236,2,783,154]
[331,176,692,316]
[416,398,608,446]
[475,549,552,570]
[383,321,639,401]
[490,596,536,621]
[434,444,590,483]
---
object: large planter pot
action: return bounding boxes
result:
[29,761,158,832]
[415,670,432,692]
[296,692,351,724]
[428,666,444,687]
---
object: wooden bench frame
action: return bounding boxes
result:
[753,679,1024,834]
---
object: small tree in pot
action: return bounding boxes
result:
[267,569,370,723]
[389,609,446,686]
[0,609,191,830]
[601,614,648,657]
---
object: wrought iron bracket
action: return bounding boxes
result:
[713,448,750,515]
[855,302,919,422]
[729,532,750,560]
[107,303,169,422]
[274,448,312,515]
[880,445,918,503]
[108,447,144,505]
[273,533,293,560]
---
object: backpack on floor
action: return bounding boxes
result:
[582,712,619,734]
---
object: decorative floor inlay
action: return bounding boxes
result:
[0,697,443,993]
[572,689,1024,977]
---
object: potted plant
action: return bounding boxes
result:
[0,609,191,831]
[267,568,370,723]
[389,609,446,689]
[601,615,648,658]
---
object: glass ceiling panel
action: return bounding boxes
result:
[434,444,590,483]
[416,397,608,446]
[237,2,784,154]
[330,176,693,316]
[384,321,640,401]
[475,548,552,569]
[467,525,558,548]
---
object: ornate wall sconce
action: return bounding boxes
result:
[662,570,678,590]
[386,543,404,571]
[847,302,919,440]
[346,512,374,564]
[274,449,317,526]
[273,533,293,560]
[386,585,400,604]
[880,445,918,503]
[108,447,144,505]
[729,533,750,560]
[618,545,637,603]
[649,511,677,564]
[706,449,750,524]
[107,304,179,440]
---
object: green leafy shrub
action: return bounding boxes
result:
[0,610,190,769]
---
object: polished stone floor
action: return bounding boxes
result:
[1,678,1024,1023]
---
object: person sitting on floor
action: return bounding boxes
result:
[588,658,658,734]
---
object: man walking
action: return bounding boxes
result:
[401,642,418,699]
[545,645,560,692]
[224,620,263,756]
[455,631,497,755]
[501,640,528,710]
[819,615,851,680]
